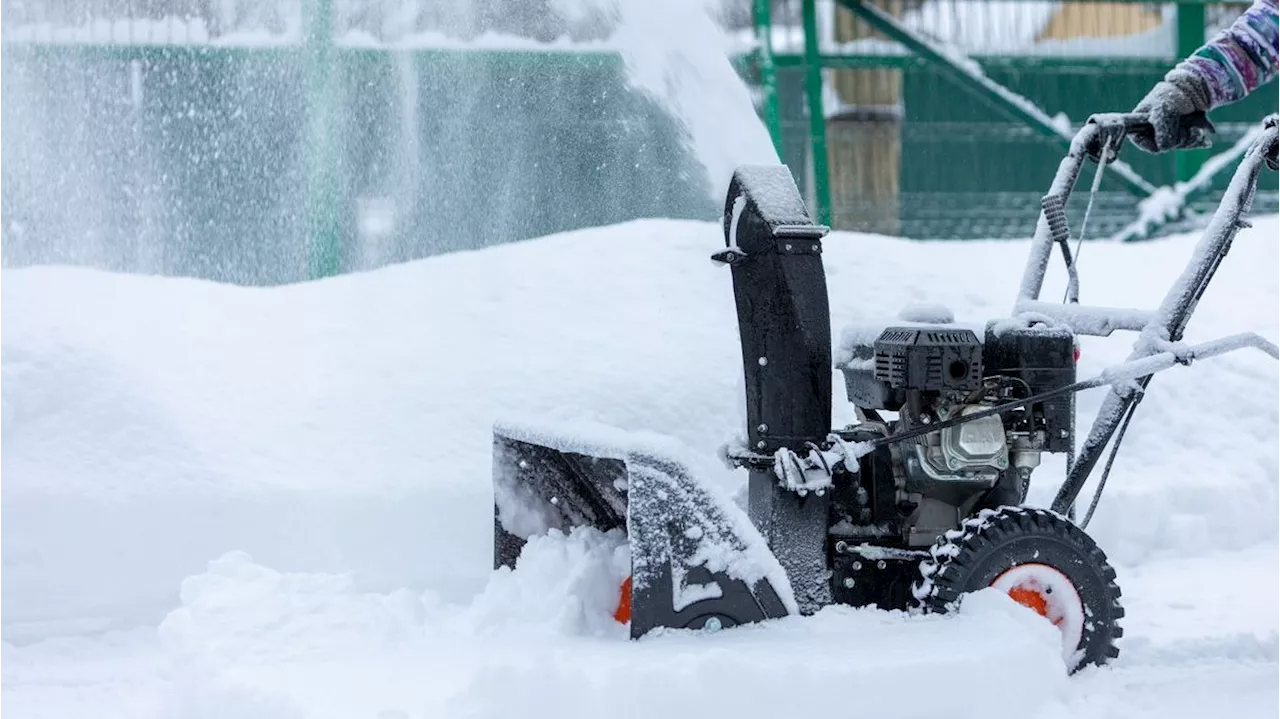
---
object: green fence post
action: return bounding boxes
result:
[754,0,784,156]
[304,0,342,279]
[1176,2,1207,182]
[801,0,832,225]
[835,0,1157,197]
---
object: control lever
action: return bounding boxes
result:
[1085,111,1213,163]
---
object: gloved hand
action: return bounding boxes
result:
[1129,68,1217,154]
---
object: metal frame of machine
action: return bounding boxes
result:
[492,114,1279,673]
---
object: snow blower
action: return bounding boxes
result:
[492,113,1279,672]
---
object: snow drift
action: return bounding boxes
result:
[2,215,1277,718]
[4,216,1278,638]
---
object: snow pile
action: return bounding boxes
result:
[4,216,1277,638]
[3,214,1278,719]
[467,527,631,638]
[451,590,1069,719]
[158,551,432,664]
[130,547,1076,719]
[159,527,632,665]
[30,530,1066,719]
[2,219,753,637]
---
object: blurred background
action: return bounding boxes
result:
[2,0,1277,285]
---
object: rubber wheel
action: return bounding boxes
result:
[913,506,1123,673]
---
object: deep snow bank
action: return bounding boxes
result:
[7,538,1267,719]
[1,219,753,636]
[149,533,1068,719]
[3,216,1277,638]
[1,531,1075,719]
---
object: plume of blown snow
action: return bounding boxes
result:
[555,0,779,201]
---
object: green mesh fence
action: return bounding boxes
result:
[0,1,711,285]
[746,0,1278,239]
[2,0,1277,287]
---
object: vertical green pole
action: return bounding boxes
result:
[801,0,831,225]
[1175,2,1207,182]
[754,0,783,156]
[304,0,342,279]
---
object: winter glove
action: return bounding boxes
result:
[1128,68,1217,154]
[1265,115,1279,172]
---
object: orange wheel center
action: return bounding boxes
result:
[1007,585,1051,618]
[990,564,1084,664]
[614,575,632,624]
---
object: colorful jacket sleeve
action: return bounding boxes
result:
[1178,0,1279,108]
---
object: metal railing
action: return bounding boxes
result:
[739,0,1276,238]
[3,0,1275,288]
[1,0,711,285]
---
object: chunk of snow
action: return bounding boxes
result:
[466,526,632,638]
[897,302,955,324]
[734,165,812,226]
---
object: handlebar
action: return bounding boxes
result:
[1087,112,1156,132]
[1080,113,1151,163]
[1080,111,1213,163]
[1016,113,1277,333]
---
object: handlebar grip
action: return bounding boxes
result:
[1087,112,1152,136]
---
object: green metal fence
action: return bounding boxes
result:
[1,1,711,285]
[742,0,1279,239]
[3,0,1277,287]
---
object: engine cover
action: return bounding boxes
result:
[982,322,1076,453]
[904,404,1008,491]
[874,327,983,392]
[942,406,1009,469]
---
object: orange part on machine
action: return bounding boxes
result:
[614,576,632,624]
[1007,585,1051,618]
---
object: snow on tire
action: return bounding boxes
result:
[912,506,1124,673]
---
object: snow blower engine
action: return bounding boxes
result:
[492,114,1279,672]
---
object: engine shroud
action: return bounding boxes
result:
[874,327,984,392]
[840,322,1075,429]
[982,323,1077,453]
[841,326,984,411]
[828,319,1080,583]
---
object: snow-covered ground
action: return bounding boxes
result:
[3,216,1277,718]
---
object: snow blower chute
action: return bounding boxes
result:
[492,113,1279,671]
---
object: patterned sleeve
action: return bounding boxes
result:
[1179,0,1279,108]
